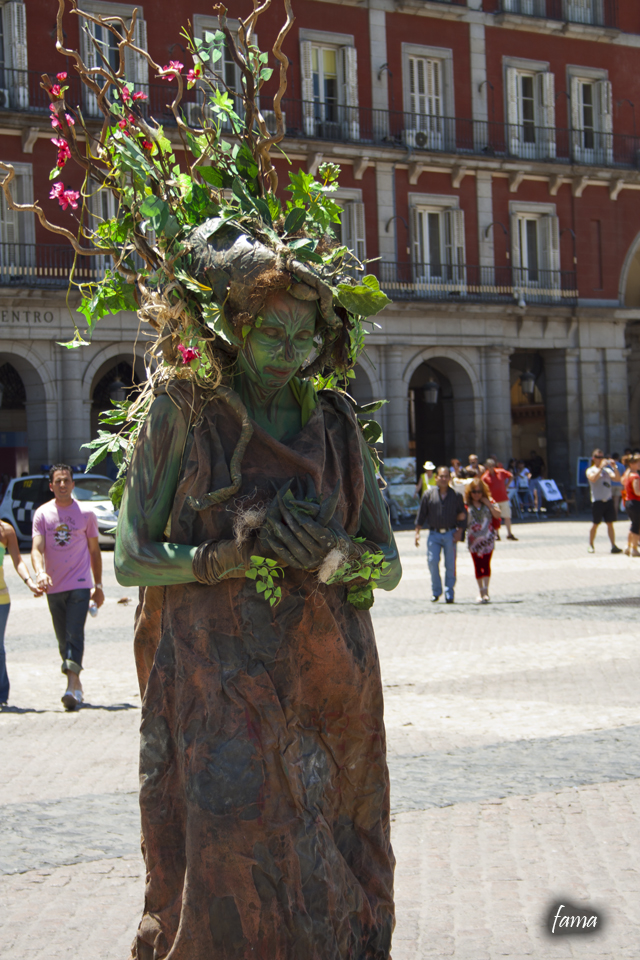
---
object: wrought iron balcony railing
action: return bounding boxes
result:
[372,262,579,305]
[4,71,638,170]
[0,246,579,305]
[495,0,618,28]
[0,243,105,289]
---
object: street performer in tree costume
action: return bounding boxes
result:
[0,1,402,955]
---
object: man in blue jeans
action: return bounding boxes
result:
[31,464,104,711]
[415,465,467,603]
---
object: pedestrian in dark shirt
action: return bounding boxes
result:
[415,466,467,603]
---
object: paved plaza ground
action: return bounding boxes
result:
[1,515,640,958]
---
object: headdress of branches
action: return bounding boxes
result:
[0,0,390,496]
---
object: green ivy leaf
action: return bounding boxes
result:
[256,580,267,593]
[245,568,258,579]
[284,207,306,235]
[336,275,392,318]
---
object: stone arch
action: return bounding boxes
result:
[629,377,640,448]
[82,342,148,396]
[0,345,56,470]
[404,347,482,467]
[619,231,640,306]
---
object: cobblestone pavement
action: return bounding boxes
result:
[1,517,640,957]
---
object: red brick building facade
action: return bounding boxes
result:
[1,0,640,487]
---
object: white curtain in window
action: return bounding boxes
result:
[444,208,466,285]
[340,46,359,141]
[3,2,28,110]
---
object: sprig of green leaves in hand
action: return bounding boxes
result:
[326,548,390,610]
[245,556,284,607]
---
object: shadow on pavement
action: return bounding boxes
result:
[79,702,139,711]
[563,597,640,607]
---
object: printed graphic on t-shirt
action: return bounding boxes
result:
[54,523,71,546]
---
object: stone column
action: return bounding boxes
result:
[385,345,409,457]
[476,171,494,287]
[376,162,395,265]
[484,345,512,464]
[369,1,388,140]
[545,349,581,487]
[61,346,91,465]
[605,346,630,454]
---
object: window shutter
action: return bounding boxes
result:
[510,213,522,291]
[506,67,520,156]
[342,201,366,262]
[537,71,556,159]
[126,17,149,93]
[596,79,613,164]
[570,76,582,161]
[79,21,99,116]
[300,40,314,136]
[3,3,28,110]
[540,214,560,293]
[444,208,466,286]
[410,207,423,279]
[340,45,359,140]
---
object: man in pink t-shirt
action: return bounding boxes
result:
[31,464,104,711]
[481,458,518,541]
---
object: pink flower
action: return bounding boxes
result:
[121,87,131,101]
[177,344,200,364]
[56,72,68,82]
[52,136,72,168]
[159,60,183,81]
[50,115,60,129]
[65,113,75,126]
[186,65,202,88]
[51,84,61,97]
[50,182,80,211]
[141,139,153,150]
[132,91,148,101]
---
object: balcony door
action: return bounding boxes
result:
[300,40,359,141]
[506,67,556,160]
[570,76,613,165]
[411,206,466,290]
[407,56,444,151]
[511,212,561,298]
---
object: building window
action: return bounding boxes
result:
[78,2,148,117]
[563,0,602,25]
[410,203,466,287]
[300,38,359,140]
[570,76,613,164]
[506,65,555,159]
[0,162,35,274]
[511,208,560,297]
[503,0,546,13]
[402,44,453,152]
[189,18,251,129]
[0,2,28,110]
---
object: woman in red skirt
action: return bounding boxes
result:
[465,478,503,603]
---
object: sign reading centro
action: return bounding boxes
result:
[1,310,55,323]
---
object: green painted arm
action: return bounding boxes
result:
[356,432,402,592]
[114,394,198,587]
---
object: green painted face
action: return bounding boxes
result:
[237,291,317,393]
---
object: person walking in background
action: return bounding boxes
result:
[466,454,483,477]
[586,449,622,554]
[31,464,104,711]
[465,478,502,604]
[527,449,545,512]
[515,460,534,510]
[482,459,518,540]
[610,451,626,519]
[622,453,640,556]
[415,460,437,498]
[0,521,42,708]
[415,466,467,604]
